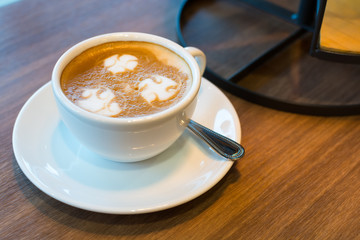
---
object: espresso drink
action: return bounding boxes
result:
[61,41,192,117]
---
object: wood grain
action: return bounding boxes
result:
[320,0,360,53]
[1,0,360,239]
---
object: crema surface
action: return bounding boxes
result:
[61,41,191,117]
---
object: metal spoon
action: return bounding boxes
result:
[186,119,245,161]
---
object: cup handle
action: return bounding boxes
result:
[185,47,206,76]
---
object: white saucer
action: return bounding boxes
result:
[12,78,241,214]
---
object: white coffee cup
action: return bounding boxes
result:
[52,32,206,162]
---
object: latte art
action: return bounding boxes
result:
[77,88,122,117]
[61,41,191,118]
[104,54,138,74]
[139,75,179,104]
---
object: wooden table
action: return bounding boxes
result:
[1,0,360,239]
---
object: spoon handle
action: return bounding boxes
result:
[187,119,245,161]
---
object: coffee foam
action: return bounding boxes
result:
[104,54,138,74]
[61,41,192,118]
[139,75,179,104]
[77,88,122,117]
[150,45,190,75]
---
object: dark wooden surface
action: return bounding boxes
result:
[1,0,360,239]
